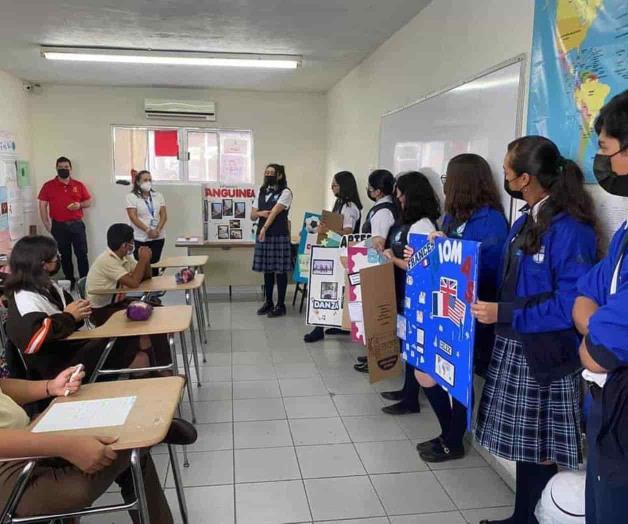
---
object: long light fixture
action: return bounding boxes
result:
[41,46,302,69]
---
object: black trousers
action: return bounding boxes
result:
[134,238,165,276]
[51,220,89,282]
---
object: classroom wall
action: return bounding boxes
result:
[29,85,327,258]
[0,69,31,161]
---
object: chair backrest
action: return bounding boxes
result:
[3,336,28,380]
[77,276,87,300]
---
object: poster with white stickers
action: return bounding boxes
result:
[306,246,345,327]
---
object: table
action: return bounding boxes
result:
[20,377,189,524]
[89,275,208,383]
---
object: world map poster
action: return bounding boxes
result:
[527,0,628,182]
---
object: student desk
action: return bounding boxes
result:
[88,275,208,384]
[2,377,189,524]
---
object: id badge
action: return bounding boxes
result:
[150,218,159,228]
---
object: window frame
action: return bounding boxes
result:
[111,124,255,186]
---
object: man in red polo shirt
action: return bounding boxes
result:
[38,156,92,288]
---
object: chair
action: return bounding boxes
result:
[76,276,87,300]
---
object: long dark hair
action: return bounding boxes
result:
[444,154,503,222]
[261,164,288,191]
[395,171,441,226]
[507,136,597,254]
[4,236,58,295]
[132,170,154,197]
[333,171,363,210]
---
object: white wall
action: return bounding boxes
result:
[0,69,31,161]
[29,85,327,258]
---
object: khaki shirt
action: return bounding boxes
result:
[0,384,30,429]
[86,249,137,309]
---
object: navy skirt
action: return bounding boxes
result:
[252,234,293,273]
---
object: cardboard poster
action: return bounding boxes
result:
[316,210,344,244]
[306,246,345,327]
[403,234,480,428]
[360,263,402,383]
[203,185,256,242]
[293,212,321,284]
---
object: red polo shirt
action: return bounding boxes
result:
[38,177,91,222]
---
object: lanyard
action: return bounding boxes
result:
[143,194,155,218]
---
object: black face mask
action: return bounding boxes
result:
[503,177,524,201]
[367,189,378,202]
[265,176,277,186]
[57,168,70,179]
[593,148,628,196]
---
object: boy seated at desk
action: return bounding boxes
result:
[86,224,171,367]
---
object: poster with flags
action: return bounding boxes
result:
[403,234,480,428]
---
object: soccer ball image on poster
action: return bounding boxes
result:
[293,212,321,284]
[403,234,480,428]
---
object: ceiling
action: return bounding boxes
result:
[0,0,431,92]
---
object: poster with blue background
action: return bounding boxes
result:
[403,234,480,428]
[293,212,321,284]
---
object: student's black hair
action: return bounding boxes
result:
[368,169,395,196]
[444,154,504,223]
[132,170,154,197]
[594,89,628,148]
[55,156,72,168]
[395,171,441,226]
[507,136,597,255]
[333,171,363,210]
[107,223,134,251]
[261,164,288,191]
[4,235,58,295]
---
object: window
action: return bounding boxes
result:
[112,126,253,185]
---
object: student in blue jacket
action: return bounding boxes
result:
[411,153,508,463]
[572,89,628,524]
[472,136,598,524]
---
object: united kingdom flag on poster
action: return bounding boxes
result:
[432,277,466,326]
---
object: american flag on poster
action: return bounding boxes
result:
[432,277,466,326]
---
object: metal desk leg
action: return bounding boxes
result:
[168,335,190,467]
[194,288,208,363]
[199,266,211,327]
[130,449,150,524]
[88,338,117,383]
[178,332,198,424]
[168,444,189,524]
[185,290,202,386]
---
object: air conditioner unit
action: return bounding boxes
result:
[144,99,216,121]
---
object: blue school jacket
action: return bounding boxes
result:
[577,222,628,371]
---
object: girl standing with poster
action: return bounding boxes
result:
[411,154,508,461]
[472,137,598,524]
[252,164,293,318]
[304,171,363,343]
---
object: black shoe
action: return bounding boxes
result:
[267,304,286,317]
[164,418,198,446]
[257,302,274,315]
[304,327,325,343]
[380,390,404,401]
[416,436,443,453]
[325,328,349,335]
[381,401,420,415]
[419,440,465,463]
[357,356,368,364]
[354,362,368,373]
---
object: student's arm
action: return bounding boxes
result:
[0,367,83,405]
[126,208,149,234]
[117,247,152,288]
[579,339,609,373]
[370,209,395,253]
[573,296,599,335]
[258,204,287,241]
[157,205,167,234]
[383,250,408,270]
[38,200,51,233]
[250,207,270,220]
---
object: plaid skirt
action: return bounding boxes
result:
[252,234,293,273]
[474,335,582,469]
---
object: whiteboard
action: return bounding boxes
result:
[379,57,526,221]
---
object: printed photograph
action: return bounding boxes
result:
[217,225,229,239]
[211,202,223,220]
[312,259,334,275]
[229,219,241,229]
[234,201,246,218]
[320,282,338,300]
[222,198,233,217]
[230,228,243,240]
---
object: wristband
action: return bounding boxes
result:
[45,380,51,397]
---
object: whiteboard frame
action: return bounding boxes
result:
[378,54,528,224]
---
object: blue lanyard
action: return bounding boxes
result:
[143,194,155,218]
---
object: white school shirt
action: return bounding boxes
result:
[339,202,361,231]
[126,191,166,242]
[370,195,396,239]
[409,218,437,236]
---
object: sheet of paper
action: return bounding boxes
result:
[32,396,137,433]
[348,301,364,322]
[176,236,200,242]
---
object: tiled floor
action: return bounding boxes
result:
[86,293,513,524]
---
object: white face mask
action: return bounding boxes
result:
[140,181,152,192]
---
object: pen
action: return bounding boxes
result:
[64,364,84,397]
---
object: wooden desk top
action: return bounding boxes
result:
[66,305,192,340]
[30,377,184,450]
[175,240,255,249]
[152,255,209,269]
[89,274,204,295]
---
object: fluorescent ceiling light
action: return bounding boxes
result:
[41,47,301,69]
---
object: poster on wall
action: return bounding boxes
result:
[293,212,321,284]
[306,246,345,327]
[403,234,480,428]
[0,131,16,155]
[203,185,256,243]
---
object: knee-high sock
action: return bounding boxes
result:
[276,272,288,306]
[264,272,275,304]
[422,384,452,439]
[444,397,467,450]
[401,363,420,409]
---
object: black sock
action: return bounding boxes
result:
[264,273,275,304]
[276,273,288,306]
[422,384,452,439]
[444,397,467,450]
[401,363,420,409]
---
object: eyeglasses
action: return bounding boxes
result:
[440,174,447,185]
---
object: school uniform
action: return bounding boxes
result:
[332,199,361,234]
[252,186,293,274]
[577,222,628,524]
[362,195,396,237]
[475,200,597,470]
[126,190,167,274]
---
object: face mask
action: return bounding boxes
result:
[140,181,152,192]
[503,177,524,200]
[265,175,277,186]
[126,243,135,256]
[593,148,628,196]
[57,168,70,179]
[47,260,60,276]
[367,189,377,202]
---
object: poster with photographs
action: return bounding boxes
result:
[203,185,257,243]
[306,246,345,327]
[293,212,321,284]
